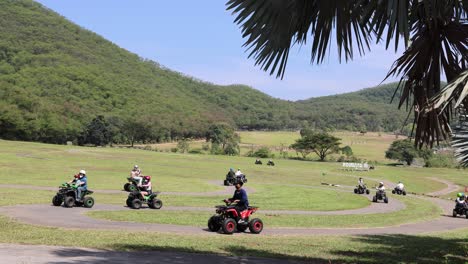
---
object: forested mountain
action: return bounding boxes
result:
[0,0,409,144]
[294,83,410,132]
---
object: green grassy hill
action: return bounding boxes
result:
[294,83,409,132]
[0,0,409,144]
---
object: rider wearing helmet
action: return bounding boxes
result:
[130,165,143,185]
[226,168,235,181]
[75,169,88,202]
[235,168,243,177]
[455,193,467,209]
[224,180,249,223]
[139,176,152,197]
[377,182,385,192]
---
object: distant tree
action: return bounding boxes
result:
[177,139,190,153]
[206,123,240,155]
[122,118,151,147]
[79,115,112,146]
[291,132,341,161]
[341,146,353,157]
[385,139,419,165]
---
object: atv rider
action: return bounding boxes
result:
[130,165,143,186]
[377,182,385,192]
[139,176,152,197]
[455,193,467,210]
[358,177,365,188]
[396,181,405,191]
[75,170,88,202]
[235,168,243,177]
[224,181,249,223]
[226,168,236,182]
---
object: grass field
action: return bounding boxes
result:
[1,136,468,263]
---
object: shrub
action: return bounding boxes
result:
[188,148,203,154]
[425,153,457,168]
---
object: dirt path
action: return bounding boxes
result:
[426,177,460,196]
[0,196,460,236]
[0,243,307,264]
[0,178,464,236]
[0,181,256,197]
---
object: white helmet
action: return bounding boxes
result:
[79,170,86,175]
[379,182,383,185]
[134,165,139,169]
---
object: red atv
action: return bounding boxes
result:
[207,201,263,234]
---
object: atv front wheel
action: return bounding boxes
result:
[128,184,138,192]
[222,218,236,234]
[366,189,370,195]
[83,197,95,208]
[131,199,142,209]
[402,191,406,196]
[392,190,395,194]
[52,195,62,206]
[384,197,388,203]
[453,210,457,217]
[372,196,377,203]
[208,216,221,232]
[64,196,75,208]
[149,199,163,209]
[124,183,130,192]
[249,218,263,234]
[354,189,358,194]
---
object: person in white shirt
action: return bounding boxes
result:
[396,181,405,191]
[130,165,143,185]
[377,182,385,192]
[235,168,243,177]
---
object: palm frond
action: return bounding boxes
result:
[452,107,468,166]
[226,0,372,78]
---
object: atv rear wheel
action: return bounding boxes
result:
[208,216,221,232]
[124,183,130,192]
[249,218,263,234]
[354,189,358,194]
[366,189,370,195]
[149,199,163,209]
[453,210,457,217]
[223,180,229,186]
[372,196,377,203]
[83,197,95,208]
[222,218,236,234]
[392,190,396,194]
[402,191,406,196]
[64,196,75,208]
[52,195,62,206]
[384,197,388,203]
[131,199,142,209]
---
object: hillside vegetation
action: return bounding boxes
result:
[0,0,409,144]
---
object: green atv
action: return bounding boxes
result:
[52,183,95,208]
[123,177,140,192]
[126,191,162,209]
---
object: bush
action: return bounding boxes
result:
[170,148,178,153]
[143,145,153,151]
[425,153,457,168]
[188,148,203,154]
[254,147,271,158]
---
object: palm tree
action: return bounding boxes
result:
[226,0,468,150]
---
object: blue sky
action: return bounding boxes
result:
[36,0,402,101]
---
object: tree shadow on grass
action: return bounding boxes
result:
[47,244,313,264]
[46,234,467,264]
[331,234,468,264]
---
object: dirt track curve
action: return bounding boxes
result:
[0,178,466,236]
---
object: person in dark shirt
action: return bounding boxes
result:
[224,181,249,222]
